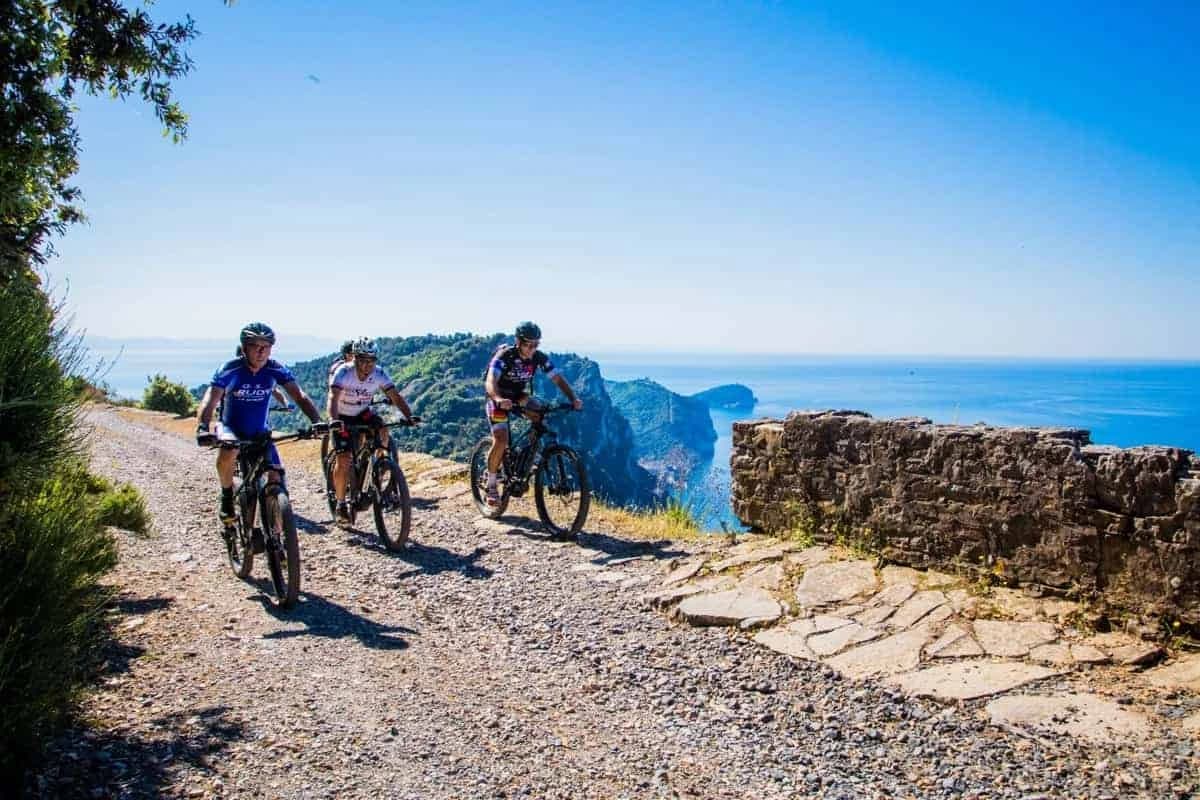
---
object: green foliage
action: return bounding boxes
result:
[0,467,119,785]
[1,0,200,275]
[142,373,195,416]
[661,496,700,532]
[0,282,83,495]
[94,481,151,534]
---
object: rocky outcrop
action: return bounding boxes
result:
[730,410,1200,627]
[692,383,756,412]
[606,378,716,493]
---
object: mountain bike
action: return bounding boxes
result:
[469,402,590,540]
[210,421,334,608]
[322,406,417,551]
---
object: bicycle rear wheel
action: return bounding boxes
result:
[372,456,411,550]
[227,489,254,578]
[262,491,301,608]
[469,437,508,518]
[534,445,589,540]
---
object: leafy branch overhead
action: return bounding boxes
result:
[0,0,216,279]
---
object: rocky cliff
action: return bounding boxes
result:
[281,334,657,507]
[731,410,1200,628]
[605,378,717,493]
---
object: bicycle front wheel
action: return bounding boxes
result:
[322,450,338,517]
[534,445,589,540]
[262,491,301,609]
[372,457,411,550]
[469,437,508,518]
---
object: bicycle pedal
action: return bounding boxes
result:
[251,527,266,554]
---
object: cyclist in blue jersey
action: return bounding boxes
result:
[196,322,326,527]
[482,321,582,506]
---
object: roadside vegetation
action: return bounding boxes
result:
[2,0,206,788]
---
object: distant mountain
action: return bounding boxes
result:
[692,383,756,411]
[276,333,658,508]
[605,378,717,493]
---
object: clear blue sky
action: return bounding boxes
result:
[57,0,1200,358]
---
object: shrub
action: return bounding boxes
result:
[142,373,195,416]
[95,482,151,534]
[0,465,118,787]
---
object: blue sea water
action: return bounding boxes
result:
[599,355,1200,531]
[88,341,1200,531]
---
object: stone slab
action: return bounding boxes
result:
[661,557,705,587]
[794,560,877,608]
[825,625,934,680]
[808,622,884,657]
[1144,653,1200,690]
[738,562,785,592]
[677,588,782,627]
[986,693,1153,745]
[889,661,1061,701]
[1183,712,1200,734]
[855,605,896,627]
[811,614,853,633]
[785,547,832,568]
[1029,644,1074,666]
[753,620,817,661]
[871,582,917,607]
[710,547,786,573]
[926,624,984,659]
[974,620,1058,657]
[1069,644,1109,665]
[1110,644,1164,667]
[641,575,735,607]
[889,590,948,630]
[880,566,923,586]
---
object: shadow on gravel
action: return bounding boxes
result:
[389,542,493,580]
[112,596,173,616]
[25,705,245,800]
[258,592,414,650]
[575,530,690,563]
[292,510,327,535]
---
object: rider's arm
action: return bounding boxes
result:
[327,385,342,422]
[384,385,416,420]
[272,386,290,408]
[551,374,582,409]
[197,385,224,428]
[282,381,322,423]
[485,369,511,409]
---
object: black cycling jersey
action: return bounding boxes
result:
[487,345,557,400]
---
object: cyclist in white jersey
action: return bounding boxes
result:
[327,337,418,526]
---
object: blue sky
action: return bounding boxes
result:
[57,0,1200,358]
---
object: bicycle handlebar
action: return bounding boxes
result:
[204,421,338,449]
[510,401,577,416]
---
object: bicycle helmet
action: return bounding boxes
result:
[240,321,276,346]
[340,339,354,357]
[515,321,541,341]
[351,337,379,358]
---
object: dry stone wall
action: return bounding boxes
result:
[731,410,1200,627]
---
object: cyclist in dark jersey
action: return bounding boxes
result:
[196,322,326,527]
[482,321,582,506]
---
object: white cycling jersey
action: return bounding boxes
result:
[330,362,396,416]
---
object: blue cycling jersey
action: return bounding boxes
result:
[211,358,296,436]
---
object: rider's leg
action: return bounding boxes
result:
[331,423,354,523]
[216,446,238,523]
[487,424,509,483]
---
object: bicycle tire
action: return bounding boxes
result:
[228,489,254,578]
[322,450,338,517]
[372,456,411,550]
[263,491,301,608]
[534,445,589,540]
[469,437,508,518]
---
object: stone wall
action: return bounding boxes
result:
[731,411,1200,627]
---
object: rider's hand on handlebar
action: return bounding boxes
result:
[196,423,216,447]
[572,398,583,411]
[497,398,513,410]
[407,415,421,425]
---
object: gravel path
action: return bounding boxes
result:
[26,407,1197,799]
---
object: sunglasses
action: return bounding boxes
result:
[518,338,540,347]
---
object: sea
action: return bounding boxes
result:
[86,341,1200,532]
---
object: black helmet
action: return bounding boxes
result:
[240,321,276,346]
[340,339,354,356]
[514,321,541,341]
[351,337,379,358]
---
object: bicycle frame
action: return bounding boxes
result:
[501,403,571,497]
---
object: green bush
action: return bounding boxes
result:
[95,482,151,534]
[0,462,119,787]
[142,373,195,416]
